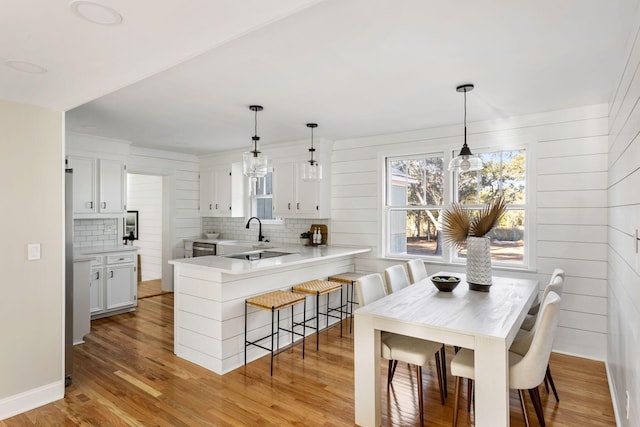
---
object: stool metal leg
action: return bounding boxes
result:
[270,308,275,376]
[244,301,248,366]
[316,291,320,351]
[349,281,355,334]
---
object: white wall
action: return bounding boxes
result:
[607,7,640,425]
[127,174,162,281]
[331,103,609,360]
[0,100,64,418]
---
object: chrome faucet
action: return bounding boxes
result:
[245,217,264,242]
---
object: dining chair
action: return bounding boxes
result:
[384,264,411,294]
[512,279,564,402]
[450,291,561,427]
[355,273,446,427]
[527,268,565,317]
[407,259,429,284]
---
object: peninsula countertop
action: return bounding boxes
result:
[169,244,370,275]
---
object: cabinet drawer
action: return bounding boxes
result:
[90,256,103,267]
[107,253,136,265]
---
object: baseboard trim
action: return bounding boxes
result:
[0,380,64,421]
[606,362,623,427]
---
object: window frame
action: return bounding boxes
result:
[247,168,283,224]
[380,140,534,271]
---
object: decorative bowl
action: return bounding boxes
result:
[430,275,461,292]
[204,232,219,239]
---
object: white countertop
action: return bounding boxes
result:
[170,245,370,275]
[75,245,138,256]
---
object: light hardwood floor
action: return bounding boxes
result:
[2,294,615,426]
[137,278,168,299]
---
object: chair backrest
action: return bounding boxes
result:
[550,268,565,283]
[384,265,410,294]
[355,273,388,307]
[406,259,428,284]
[509,291,561,389]
[541,274,564,305]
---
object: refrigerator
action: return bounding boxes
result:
[65,168,73,386]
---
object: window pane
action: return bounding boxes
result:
[389,157,444,206]
[256,198,273,220]
[255,171,272,196]
[456,210,525,264]
[457,149,525,205]
[389,209,443,256]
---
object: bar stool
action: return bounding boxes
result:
[327,272,365,334]
[245,290,306,376]
[292,279,343,350]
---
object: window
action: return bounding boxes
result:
[383,147,528,268]
[385,154,445,258]
[250,170,274,220]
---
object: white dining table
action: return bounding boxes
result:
[353,271,538,427]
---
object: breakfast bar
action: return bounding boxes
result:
[169,245,369,374]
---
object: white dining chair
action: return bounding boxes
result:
[527,268,565,317]
[384,264,411,294]
[450,291,561,427]
[355,273,446,427]
[407,259,429,284]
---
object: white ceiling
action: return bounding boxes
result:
[4,0,639,155]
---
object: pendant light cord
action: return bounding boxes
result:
[463,87,468,148]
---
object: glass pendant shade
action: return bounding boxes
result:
[243,150,268,178]
[302,162,323,181]
[301,122,322,182]
[243,105,268,178]
[449,84,483,173]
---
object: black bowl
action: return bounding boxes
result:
[430,275,461,292]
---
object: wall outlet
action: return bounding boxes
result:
[626,390,630,420]
[27,243,41,260]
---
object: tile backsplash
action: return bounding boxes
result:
[202,217,328,245]
[73,218,119,249]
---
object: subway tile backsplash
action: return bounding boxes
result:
[202,218,328,245]
[73,218,119,249]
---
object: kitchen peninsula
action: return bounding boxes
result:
[169,245,370,374]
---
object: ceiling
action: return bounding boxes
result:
[4,0,639,155]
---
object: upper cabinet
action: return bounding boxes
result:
[68,156,126,217]
[200,162,244,217]
[272,161,330,218]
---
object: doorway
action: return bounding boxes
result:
[127,173,166,298]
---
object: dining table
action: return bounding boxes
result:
[353,271,539,427]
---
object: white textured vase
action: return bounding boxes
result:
[466,236,492,291]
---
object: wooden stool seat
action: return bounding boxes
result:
[292,279,344,350]
[245,290,306,376]
[328,272,365,334]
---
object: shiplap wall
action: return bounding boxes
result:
[331,103,609,360]
[607,7,640,425]
[127,174,162,281]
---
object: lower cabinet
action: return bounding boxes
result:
[90,251,137,319]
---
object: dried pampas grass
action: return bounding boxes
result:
[441,196,506,249]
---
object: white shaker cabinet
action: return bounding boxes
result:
[73,259,92,344]
[89,251,137,319]
[68,156,126,217]
[272,162,328,218]
[199,163,244,217]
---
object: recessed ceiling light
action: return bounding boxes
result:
[69,0,123,26]
[5,60,48,74]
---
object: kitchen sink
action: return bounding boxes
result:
[223,250,293,261]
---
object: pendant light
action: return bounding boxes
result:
[448,84,482,172]
[242,105,268,178]
[301,123,323,181]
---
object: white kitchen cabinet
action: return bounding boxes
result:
[200,163,244,217]
[272,162,329,218]
[89,251,137,319]
[73,259,92,344]
[68,156,126,217]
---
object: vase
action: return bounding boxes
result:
[466,236,492,291]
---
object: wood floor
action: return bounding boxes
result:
[2,293,615,426]
[137,278,168,299]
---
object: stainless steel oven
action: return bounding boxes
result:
[193,242,216,257]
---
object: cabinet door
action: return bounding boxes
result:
[199,170,214,215]
[214,170,232,215]
[106,264,136,310]
[272,162,295,216]
[295,163,319,216]
[70,156,97,214]
[89,267,104,314]
[99,159,125,214]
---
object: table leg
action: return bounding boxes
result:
[474,337,510,427]
[354,313,381,426]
